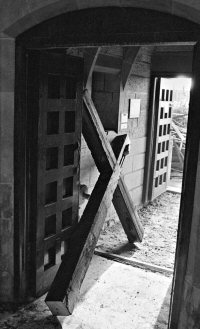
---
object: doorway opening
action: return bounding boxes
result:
[95,73,192,328]
[166,77,192,193]
[11,6,200,328]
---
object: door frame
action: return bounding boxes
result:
[14,48,40,299]
[14,7,200,328]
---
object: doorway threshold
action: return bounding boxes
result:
[95,250,173,276]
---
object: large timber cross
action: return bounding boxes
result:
[45,90,144,316]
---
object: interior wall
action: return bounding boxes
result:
[152,49,193,75]
[80,46,153,220]
[121,47,153,206]
[92,71,121,131]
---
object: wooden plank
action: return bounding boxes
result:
[122,46,140,89]
[95,54,122,74]
[82,90,144,242]
[82,90,117,171]
[83,47,100,89]
[114,179,144,242]
[95,250,173,276]
[46,160,121,315]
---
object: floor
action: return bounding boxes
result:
[167,173,182,193]
[96,191,180,270]
[0,255,172,329]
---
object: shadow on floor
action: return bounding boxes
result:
[0,255,113,329]
[78,254,114,299]
[1,314,62,329]
[154,281,172,329]
[105,242,139,255]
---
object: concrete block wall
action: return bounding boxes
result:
[79,46,153,225]
[121,47,153,207]
[92,71,121,131]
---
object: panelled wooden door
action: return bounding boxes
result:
[152,78,173,199]
[35,53,83,295]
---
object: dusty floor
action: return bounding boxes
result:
[96,191,181,269]
[0,255,172,329]
[0,181,181,328]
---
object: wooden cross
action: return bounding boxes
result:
[46,90,143,315]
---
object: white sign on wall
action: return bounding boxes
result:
[120,113,128,130]
[129,99,141,118]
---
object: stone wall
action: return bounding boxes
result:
[0,38,15,301]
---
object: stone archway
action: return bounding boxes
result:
[1,2,200,329]
[1,0,200,37]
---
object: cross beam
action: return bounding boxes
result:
[46,130,126,315]
[46,90,143,315]
[82,90,144,242]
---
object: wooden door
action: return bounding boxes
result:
[34,52,83,296]
[152,78,173,199]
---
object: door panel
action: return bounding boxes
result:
[35,53,83,295]
[152,79,173,199]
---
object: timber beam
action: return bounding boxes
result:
[122,46,140,90]
[46,90,143,315]
[46,133,125,315]
[83,47,101,89]
[82,90,144,242]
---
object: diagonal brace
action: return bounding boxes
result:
[46,134,126,315]
[83,90,144,242]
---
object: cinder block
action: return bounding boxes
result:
[124,169,144,190]
[122,154,133,175]
[104,73,120,92]
[130,137,147,155]
[132,153,145,171]
[131,185,143,206]
[92,72,105,91]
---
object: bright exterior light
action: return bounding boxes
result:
[171,76,192,91]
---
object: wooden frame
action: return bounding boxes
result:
[143,76,161,204]
[14,47,41,300]
[13,6,200,328]
[145,76,174,201]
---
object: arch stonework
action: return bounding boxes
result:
[1,1,200,328]
[1,0,200,37]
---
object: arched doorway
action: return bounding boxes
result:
[7,5,200,328]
